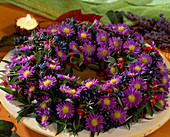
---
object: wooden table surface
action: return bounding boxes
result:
[0,3,170,137]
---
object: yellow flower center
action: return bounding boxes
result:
[58,51,62,57]
[162,78,167,84]
[63,28,70,33]
[50,64,56,68]
[110,68,116,74]
[62,106,69,113]
[44,79,51,86]
[110,79,116,84]
[24,70,30,77]
[69,89,76,94]
[141,57,147,63]
[29,86,35,92]
[51,60,55,63]
[6,70,10,75]
[113,41,119,47]
[128,95,136,102]
[91,119,98,126]
[134,66,141,71]
[103,98,110,105]
[86,46,92,52]
[112,26,115,29]
[128,73,135,76]
[114,112,121,119]
[16,56,21,60]
[159,66,164,71]
[129,45,135,51]
[51,29,57,33]
[100,87,104,91]
[134,83,141,89]
[160,87,164,91]
[81,33,87,39]
[72,45,77,50]
[86,82,92,87]
[118,26,124,31]
[101,36,106,41]
[42,115,47,121]
[63,88,67,92]
[102,50,107,56]
[41,103,46,109]
[12,88,16,91]
[154,76,157,80]
[87,57,92,61]
[159,100,164,106]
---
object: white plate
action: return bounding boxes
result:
[0,52,170,137]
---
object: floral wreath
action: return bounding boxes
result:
[0,18,170,137]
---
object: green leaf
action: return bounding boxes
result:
[126,123,130,130]
[0,120,14,137]
[73,116,80,130]
[33,51,42,64]
[108,63,114,68]
[70,58,83,64]
[10,132,20,137]
[150,90,166,93]
[65,66,73,75]
[0,87,17,96]
[65,98,73,103]
[100,60,105,71]
[8,81,22,85]
[125,0,153,6]
[106,10,124,24]
[87,64,102,72]
[0,59,11,64]
[90,132,95,137]
[56,123,65,135]
[146,101,154,116]
[0,70,6,72]
[40,98,52,106]
[154,101,164,110]
[106,56,116,63]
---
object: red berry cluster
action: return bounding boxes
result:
[76,105,84,116]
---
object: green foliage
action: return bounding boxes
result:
[106,11,124,24]
[87,64,102,72]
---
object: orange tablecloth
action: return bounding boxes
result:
[0,3,170,137]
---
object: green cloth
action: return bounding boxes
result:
[1,0,170,25]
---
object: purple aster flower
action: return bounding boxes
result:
[96,31,109,46]
[4,68,11,76]
[11,54,26,65]
[129,77,147,90]
[98,95,116,110]
[85,113,104,133]
[81,79,99,91]
[123,40,141,55]
[46,60,61,71]
[105,24,116,32]
[109,37,122,51]
[39,75,57,90]
[77,29,91,42]
[65,87,81,99]
[156,94,169,110]
[137,52,152,65]
[114,24,129,35]
[110,106,127,124]
[92,19,103,32]
[56,101,74,119]
[160,76,170,89]
[83,56,95,65]
[17,62,35,81]
[82,42,96,56]
[106,65,117,75]
[157,61,168,74]
[69,41,80,53]
[28,36,34,40]
[97,45,111,60]
[46,24,59,35]
[57,74,75,81]
[59,84,70,93]
[44,44,50,49]
[19,44,35,51]
[122,87,142,108]
[55,46,67,61]
[24,81,38,97]
[58,23,74,36]
[5,94,14,100]
[106,75,122,86]
[128,62,147,74]
[35,96,50,113]
[98,83,109,93]
[36,28,47,35]
[38,111,50,127]
[132,32,144,43]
